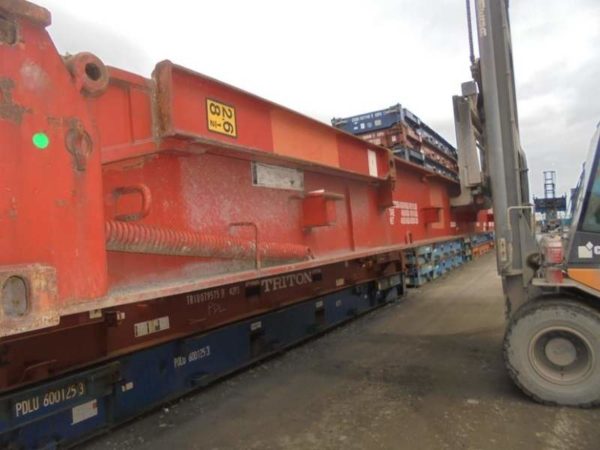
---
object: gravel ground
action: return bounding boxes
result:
[85,253,600,450]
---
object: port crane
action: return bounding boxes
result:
[454,0,600,405]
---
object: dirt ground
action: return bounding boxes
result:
[86,253,600,450]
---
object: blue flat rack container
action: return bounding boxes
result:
[332,104,458,162]
[331,104,404,134]
[402,108,421,127]
[419,122,457,160]
[0,281,402,449]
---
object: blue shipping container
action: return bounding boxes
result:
[331,104,403,134]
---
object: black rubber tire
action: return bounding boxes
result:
[503,299,600,407]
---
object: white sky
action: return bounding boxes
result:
[37,0,600,201]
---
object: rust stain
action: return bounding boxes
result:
[0,13,17,44]
[0,0,52,28]
[46,115,63,131]
[105,220,312,261]
[65,118,93,171]
[0,77,29,124]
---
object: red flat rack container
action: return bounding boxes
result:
[0,0,491,394]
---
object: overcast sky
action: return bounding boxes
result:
[37,0,600,201]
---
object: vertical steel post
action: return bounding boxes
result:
[474,0,538,313]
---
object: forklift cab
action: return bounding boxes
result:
[566,125,600,291]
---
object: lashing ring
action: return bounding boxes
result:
[65,52,109,97]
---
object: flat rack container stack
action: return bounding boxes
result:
[404,232,495,287]
[332,104,459,180]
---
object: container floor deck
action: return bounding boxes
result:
[87,254,600,450]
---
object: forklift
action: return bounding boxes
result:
[453,0,600,406]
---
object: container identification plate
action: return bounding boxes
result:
[13,381,86,419]
[251,162,304,191]
[206,98,237,138]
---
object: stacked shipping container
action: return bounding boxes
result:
[332,104,459,179]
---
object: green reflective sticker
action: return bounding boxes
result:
[32,132,49,150]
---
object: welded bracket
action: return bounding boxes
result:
[301,190,344,228]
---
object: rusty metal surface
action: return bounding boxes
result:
[1,5,107,313]
[64,52,109,97]
[0,0,493,397]
[0,0,50,27]
[64,119,94,170]
[0,77,28,123]
[0,14,16,44]
[55,239,414,320]
[0,264,59,337]
[105,220,312,261]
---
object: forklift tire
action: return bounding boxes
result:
[504,299,600,407]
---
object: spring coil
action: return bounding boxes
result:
[105,221,311,261]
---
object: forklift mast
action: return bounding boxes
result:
[453,0,539,313]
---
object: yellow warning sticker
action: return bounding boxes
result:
[206,98,237,138]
